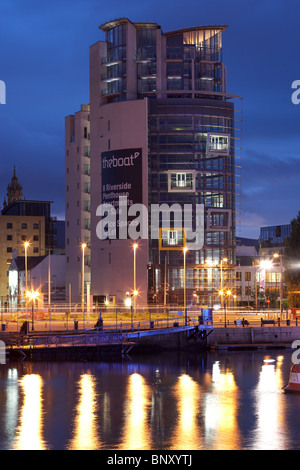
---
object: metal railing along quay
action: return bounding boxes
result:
[0,305,296,334]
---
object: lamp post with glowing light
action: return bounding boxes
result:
[183,246,188,325]
[81,243,86,327]
[220,257,228,309]
[206,260,217,306]
[252,259,260,311]
[219,289,231,327]
[26,289,39,331]
[133,243,138,316]
[273,253,283,318]
[24,242,29,314]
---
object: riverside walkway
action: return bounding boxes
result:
[0,308,297,362]
[1,322,213,361]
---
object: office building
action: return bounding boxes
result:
[235,234,286,308]
[66,18,242,306]
[259,224,291,256]
[0,169,56,306]
[9,252,65,308]
[0,215,46,306]
[65,105,91,303]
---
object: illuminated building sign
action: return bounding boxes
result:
[101,148,143,239]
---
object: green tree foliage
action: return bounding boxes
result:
[284,211,300,307]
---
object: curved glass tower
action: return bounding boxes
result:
[71,18,243,307]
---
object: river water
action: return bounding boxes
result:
[0,349,299,451]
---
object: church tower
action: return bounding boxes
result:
[3,167,23,208]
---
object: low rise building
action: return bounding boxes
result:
[0,169,62,307]
[9,252,65,309]
[0,215,46,307]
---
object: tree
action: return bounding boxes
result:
[284,212,300,307]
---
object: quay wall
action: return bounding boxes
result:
[3,326,300,361]
[207,326,300,346]
[133,328,197,351]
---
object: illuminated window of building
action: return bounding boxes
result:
[160,229,184,249]
[168,170,195,192]
[265,272,280,283]
[207,208,231,231]
[207,133,230,155]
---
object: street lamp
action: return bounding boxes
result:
[26,289,39,331]
[24,241,30,314]
[183,246,188,325]
[206,260,217,306]
[252,259,261,311]
[259,260,273,270]
[225,290,231,327]
[273,253,283,318]
[81,243,86,327]
[220,258,228,309]
[133,243,138,315]
[219,289,231,327]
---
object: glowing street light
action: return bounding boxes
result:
[273,253,283,317]
[220,257,228,309]
[183,246,188,324]
[219,289,231,327]
[23,241,30,315]
[81,243,86,327]
[259,260,273,270]
[26,289,39,331]
[133,243,138,314]
[258,259,274,310]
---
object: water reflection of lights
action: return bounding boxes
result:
[5,369,18,442]
[251,356,286,450]
[119,373,151,450]
[68,373,100,450]
[12,374,47,450]
[212,362,236,391]
[204,361,240,450]
[170,374,202,450]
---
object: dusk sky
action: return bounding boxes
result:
[0,0,300,239]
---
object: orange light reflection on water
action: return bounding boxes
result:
[11,374,47,450]
[169,374,202,450]
[118,373,151,450]
[68,373,100,450]
[204,361,241,450]
[251,355,287,450]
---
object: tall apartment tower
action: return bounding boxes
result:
[65,105,91,302]
[67,18,242,307]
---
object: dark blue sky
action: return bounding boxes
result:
[1,0,300,239]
